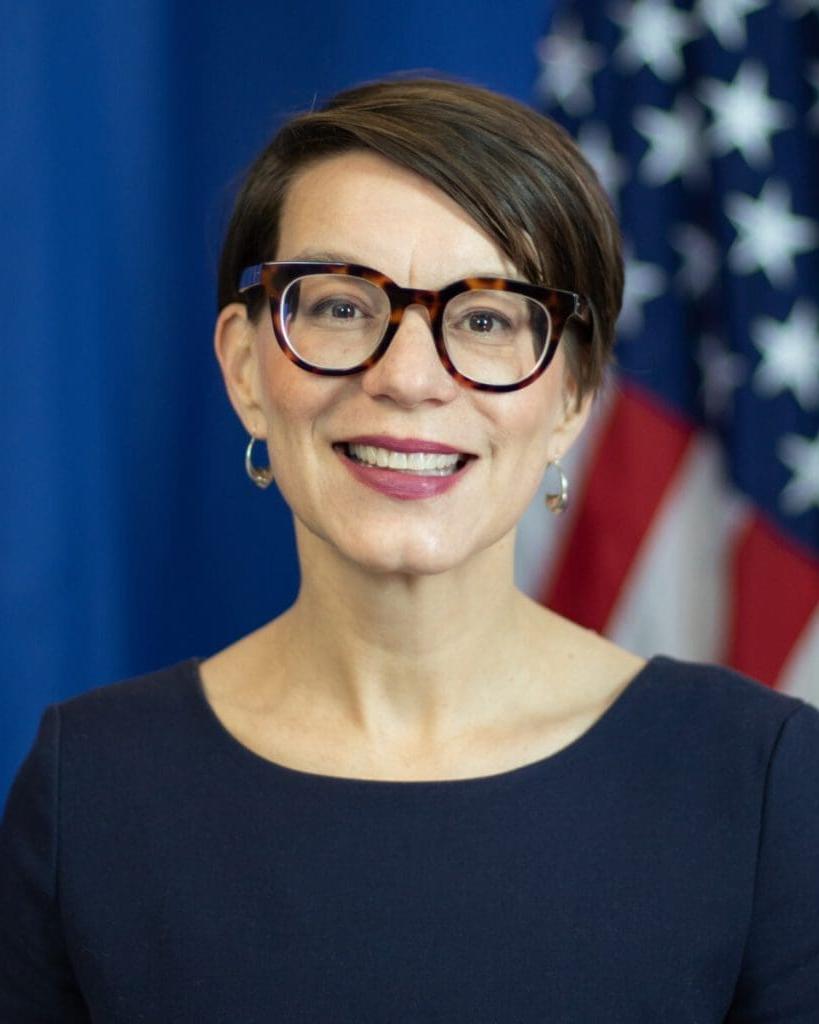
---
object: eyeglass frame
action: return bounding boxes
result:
[238,261,592,393]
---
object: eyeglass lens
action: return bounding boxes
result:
[280,275,552,386]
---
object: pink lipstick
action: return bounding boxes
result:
[333,435,476,501]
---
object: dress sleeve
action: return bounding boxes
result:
[0,706,90,1022]
[727,702,819,1023]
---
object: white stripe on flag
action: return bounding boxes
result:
[779,609,819,706]
[607,433,748,664]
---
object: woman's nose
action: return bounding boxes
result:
[360,305,459,407]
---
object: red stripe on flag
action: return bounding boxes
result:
[726,513,819,687]
[540,381,693,631]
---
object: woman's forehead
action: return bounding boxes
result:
[277,151,521,287]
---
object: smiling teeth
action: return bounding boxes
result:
[347,444,462,474]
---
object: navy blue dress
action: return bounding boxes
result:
[2,655,818,1022]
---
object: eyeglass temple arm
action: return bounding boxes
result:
[238,265,263,291]
[573,294,590,320]
[566,295,595,348]
[238,265,264,292]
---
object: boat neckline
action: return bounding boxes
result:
[186,654,664,788]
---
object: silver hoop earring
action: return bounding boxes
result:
[544,460,569,515]
[245,435,274,490]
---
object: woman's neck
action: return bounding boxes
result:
[264,526,554,745]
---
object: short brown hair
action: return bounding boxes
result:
[218,75,623,403]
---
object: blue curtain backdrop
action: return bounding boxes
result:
[1,2,555,801]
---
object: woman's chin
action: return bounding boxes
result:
[335,536,468,578]
[293,505,516,580]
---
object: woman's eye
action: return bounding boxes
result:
[311,298,367,319]
[461,310,512,333]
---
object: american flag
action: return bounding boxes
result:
[516,0,819,702]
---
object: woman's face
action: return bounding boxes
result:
[218,150,588,576]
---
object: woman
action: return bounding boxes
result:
[2,76,817,1022]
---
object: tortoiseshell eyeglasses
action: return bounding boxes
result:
[238,261,591,393]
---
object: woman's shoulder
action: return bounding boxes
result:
[549,615,807,724]
[8,660,210,820]
[633,653,817,750]
[642,653,807,710]
[53,658,203,741]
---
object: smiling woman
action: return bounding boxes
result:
[215,146,596,577]
[2,76,818,1023]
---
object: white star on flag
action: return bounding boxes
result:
[751,299,819,410]
[779,431,819,515]
[699,61,792,168]
[611,0,700,83]
[670,224,720,297]
[697,334,747,420]
[634,95,708,186]
[619,252,666,337]
[577,122,630,207]
[535,16,604,117]
[696,0,767,49]
[725,178,818,287]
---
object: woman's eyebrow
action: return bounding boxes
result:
[284,251,528,290]
[289,249,361,264]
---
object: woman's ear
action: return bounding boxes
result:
[213,303,267,436]
[549,375,594,462]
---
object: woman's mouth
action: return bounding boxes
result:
[332,440,476,500]
[337,442,468,476]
